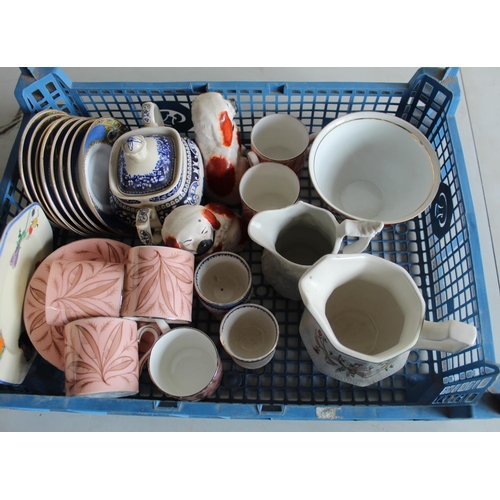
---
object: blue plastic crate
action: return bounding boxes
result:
[1,67,499,420]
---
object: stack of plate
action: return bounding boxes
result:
[18,109,131,236]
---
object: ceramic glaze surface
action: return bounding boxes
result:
[248,201,382,301]
[192,92,249,205]
[298,253,477,386]
[121,246,194,323]
[239,161,300,220]
[118,135,176,194]
[250,114,310,176]
[220,304,279,369]
[79,117,129,216]
[148,327,222,401]
[110,133,204,237]
[309,112,440,224]
[23,239,130,371]
[195,252,252,320]
[64,317,139,397]
[0,203,52,384]
[45,260,125,326]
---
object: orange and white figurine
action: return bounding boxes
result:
[161,203,247,258]
[192,92,249,206]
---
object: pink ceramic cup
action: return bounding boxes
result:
[64,317,158,398]
[45,259,125,326]
[120,246,195,324]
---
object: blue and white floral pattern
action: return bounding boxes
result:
[118,135,176,195]
[111,137,204,228]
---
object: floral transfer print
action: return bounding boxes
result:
[313,328,394,379]
[10,206,39,268]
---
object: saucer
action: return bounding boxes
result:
[77,117,129,225]
[60,119,110,235]
[46,116,99,235]
[19,110,67,204]
[0,203,53,384]
[37,115,88,234]
[23,238,131,370]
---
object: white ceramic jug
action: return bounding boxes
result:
[247,201,383,301]
[298,253,477,386]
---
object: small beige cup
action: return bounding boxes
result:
[194,252,252,320]
[220,303,279,370]
[45,259,125,326]
[239,162,301,221]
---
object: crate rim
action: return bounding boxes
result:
[2,66,499,420]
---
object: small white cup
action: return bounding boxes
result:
[194,252,252,320]
[250,114,310,176]
[220,304,279,370]
[148,327,222,401]
[239,162,301,221]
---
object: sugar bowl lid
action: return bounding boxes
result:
[118,133,176,195]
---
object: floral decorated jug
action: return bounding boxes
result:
[298,253,477,386]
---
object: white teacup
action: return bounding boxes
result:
[220,304,279,370]
[239,162,300,221]
[249,114,310,176]
[147,327,222,401]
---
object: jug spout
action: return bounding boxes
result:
[246,209,280,253]
[142,102,164,127]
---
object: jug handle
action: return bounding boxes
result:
[336,219,384,254]
[415,320,477,353]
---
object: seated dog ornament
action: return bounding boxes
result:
[191,92,249,206]
[161,203,247,258]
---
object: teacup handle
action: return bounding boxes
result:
[247,151,260,167]
[136,207,163,245]
[335,219,384,254]
[138,323,171,373]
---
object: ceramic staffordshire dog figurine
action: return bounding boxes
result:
[191,92,249,206]
[161,203,248,257]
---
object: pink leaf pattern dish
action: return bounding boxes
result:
[45,260,125,326]
[64,317,139,397]
[121,247,194,323]
[23,239,130,371]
